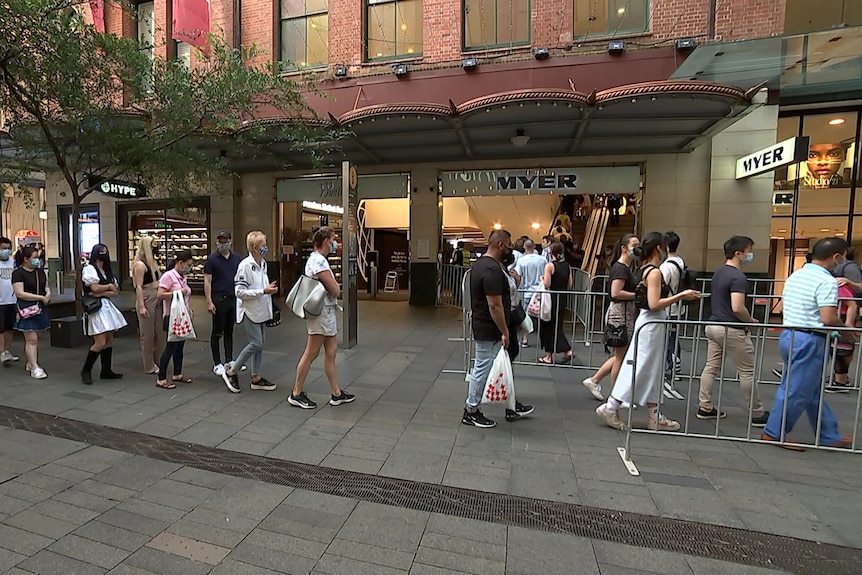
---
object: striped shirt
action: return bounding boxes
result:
[781,263,838,328]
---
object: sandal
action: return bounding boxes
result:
[537,357,554,365]
[155,380,176,389]
[172,375,193,384]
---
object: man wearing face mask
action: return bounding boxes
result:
[204,231,243,377]
[0,237,19,365]
[763,237,854,449]
[697,236,768,426]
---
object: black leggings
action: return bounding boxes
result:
[158,340,185,380]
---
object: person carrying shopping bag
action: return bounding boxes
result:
[155,250,195,389]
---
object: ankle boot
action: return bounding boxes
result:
[100,347,123,379]
[81,350,99,385]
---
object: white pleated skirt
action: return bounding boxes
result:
[84,297,128,336]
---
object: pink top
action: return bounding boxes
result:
[158,269,191,316]
[838,285,855,315]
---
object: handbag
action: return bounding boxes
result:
[167,291,196,342]
[266,300,282,327]
[286,275,327,319]
[603,323,629,351]
[81,295,102,314]
[18,270,43,319]
[509,304,526,328]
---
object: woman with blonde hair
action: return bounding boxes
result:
[289,226,354,409]
[132,236,164,374]
[221,230,279,393]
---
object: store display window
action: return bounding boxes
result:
[119,199,210,285]
[299,206,343,286]
[58,204,100,273]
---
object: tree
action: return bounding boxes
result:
[0,0,340,313]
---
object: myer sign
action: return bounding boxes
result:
[441,166,640,196]
[736,137,809,180]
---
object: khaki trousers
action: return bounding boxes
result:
[137,286,165,372]
[698,325,764,414]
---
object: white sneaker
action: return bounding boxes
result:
[582,377,605,401]
[648,414,681,432]
[213,363,225,376]
[25,363,32,373]
[596,404,624,430]
[0,350,12,365]
[30,367,47,379]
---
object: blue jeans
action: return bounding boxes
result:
[466,340,501,411]
[764,330,842,445]
[665,325,680,371]
[234,317,266,375]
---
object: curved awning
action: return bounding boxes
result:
[233,80,764,168]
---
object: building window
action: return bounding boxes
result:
[573,0,648,38]
[280,0,328,69]
[366,0,422,60]
[176,41,192,68]
[463,0,530,50]
[137,1,155,60]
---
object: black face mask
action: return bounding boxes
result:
[97,253,110,263]
[502,248,515,267]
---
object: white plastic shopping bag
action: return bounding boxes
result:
[168,291,196,342]
[481,347,516,411]
[527,287,552,322]
[520,312,533,334]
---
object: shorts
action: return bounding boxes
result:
[306,305,338,337]
[0,304,16,332]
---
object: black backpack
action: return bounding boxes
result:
[667,260,697,295]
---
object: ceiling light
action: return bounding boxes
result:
[531,222,540,230]
[510,129,530,148]
[493,223,502,231]
[829,118,845,125]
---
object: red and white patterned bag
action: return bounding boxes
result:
[168,290,196,342]
[481,347,516,411]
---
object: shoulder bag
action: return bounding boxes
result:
[286,275,327,319]
[17,270,43,319]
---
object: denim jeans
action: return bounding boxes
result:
[764,330,842,445]
[665,325,681,371]
[234,317,266,375]
[466,340,501,411]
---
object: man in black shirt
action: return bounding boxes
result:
[697,236,768,426]
[463,229,533,428]
[204,231,243,377]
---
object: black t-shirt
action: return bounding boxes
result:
[709,264,748,323]
[11,267,47,297]
[470,256,510,341]
[608,261,636,302]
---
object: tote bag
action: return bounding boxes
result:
[167,291,196,342]
[527,287,552,322]
[286,275,327,319]
[481,347,516,411]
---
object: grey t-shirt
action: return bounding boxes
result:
[709,265,748,324]
[836,260,862,296]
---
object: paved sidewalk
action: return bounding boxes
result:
[0,299,859,574]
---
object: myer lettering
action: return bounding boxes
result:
[497,174,578,190]
[440,166,639,196]
[736,137,809,180]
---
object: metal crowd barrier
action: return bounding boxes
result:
[616,319,862,472]
[439,264,469,308]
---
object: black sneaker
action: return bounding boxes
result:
[250,377,277,391]
[750,412,769,427]
[696,407,727,420]
[221,370,241,394]
[288,392,317,409]
[505,402,534,422]
[461,409,496,428]
[330,391,355,406]
[825,383,852,394]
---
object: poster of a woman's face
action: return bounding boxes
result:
[803,142,853,187]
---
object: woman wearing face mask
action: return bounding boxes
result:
[582,234,639,401]
[81,244,128,385]
[538,242,574,365]
[155,250,194,389]
[11,246,51,379]
[132,236,164,374]
[289,226,355,409]
[596,232,700,431]
[221,231,279,393]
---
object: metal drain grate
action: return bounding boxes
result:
[0,405,858,575]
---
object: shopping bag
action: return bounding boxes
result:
[526,290,542,318]
[168,291,196,342]
[520,312,534,334]
[540,290,552,322]
[481,347,516,411]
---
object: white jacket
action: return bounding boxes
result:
[234,255,273,324]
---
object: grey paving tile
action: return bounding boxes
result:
[592,540,692,574]
[209,559,285,575]
[0,523,54,556]
[0,494,34,518]
[420,532,506,562]
[35,463,94,484]
[73,521,152,553]
[4,510,78,539]
[425,514,507,546]
[598,564,664,575]
[685,555,794,575]
[415,547,504,575]
[49,534,130,569]
[217,437,274,456]
[182,507,260,534]
[409,565,471,575]
[579,489,660,515]
[53,447,134,474]
[123,547,211,575]
[74,480,140,502]
[115,498,187,524]
[52,490,120,514]
[202,482,292,521]
[167,467,233,490]
[646,484,746,528]
[29,499,100,526]
[18,549,107,575]
[314,553,408,575]
[510,467,580,503]
[506,527,598,575]
[173,422,240,447]
[0,547,26,572]
[243,528,328,560]
[320,453,385,474]
[95,509,171,537]
[379,454,449,483]
[93,457,181,491]
[164,518,248,548]
[258,505,344,544]
[229,541,318,574]
[442,469,509,493]
[326,539,415,570]
[337,502,429,552]
[2,472,75,497]
[136,479,217,512]
[284,490,357,517]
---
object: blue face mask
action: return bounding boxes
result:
[259,245,268,257]
[742,252,754,264]
[0,249,11,260]
[330,240,338,254]
[30,258,42,268]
